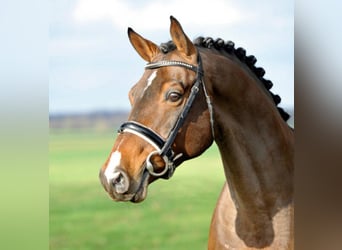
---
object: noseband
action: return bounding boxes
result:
[118,51,214,179]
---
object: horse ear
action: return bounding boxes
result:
[169,16,196,57]
[128,28,160,62]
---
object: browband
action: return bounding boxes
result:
[145,60,202,75]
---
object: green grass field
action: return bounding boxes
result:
[50,130,225,250]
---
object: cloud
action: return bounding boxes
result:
[73,0,247,31]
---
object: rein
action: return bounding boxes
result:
[118,51,214,179]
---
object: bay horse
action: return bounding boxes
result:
[99,16,294,249]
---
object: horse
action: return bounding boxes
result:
[99,16,294,249]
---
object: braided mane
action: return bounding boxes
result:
[159,37,290,122]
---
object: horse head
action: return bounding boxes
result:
[99,16,214,202]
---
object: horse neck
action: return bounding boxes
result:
[202,49,294,217]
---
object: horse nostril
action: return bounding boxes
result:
[111,171,129,194]
[112,172,122,185]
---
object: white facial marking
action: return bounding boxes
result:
[104,151,122,184]
[143,71,157,93]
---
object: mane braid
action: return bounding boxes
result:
[159,38,290,122]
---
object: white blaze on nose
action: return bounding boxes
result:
[104,151,122,185]
[143,71,157,93]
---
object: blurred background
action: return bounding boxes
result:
[49,0,293,249]
[6,0,342,249]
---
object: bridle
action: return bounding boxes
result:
[118,50,214,179]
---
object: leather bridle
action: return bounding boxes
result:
[118,51,214,179]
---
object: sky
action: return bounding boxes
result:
[49,0,294,114]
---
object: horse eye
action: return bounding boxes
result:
[167,92,182,102]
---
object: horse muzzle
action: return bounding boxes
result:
[99,167,150,203]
